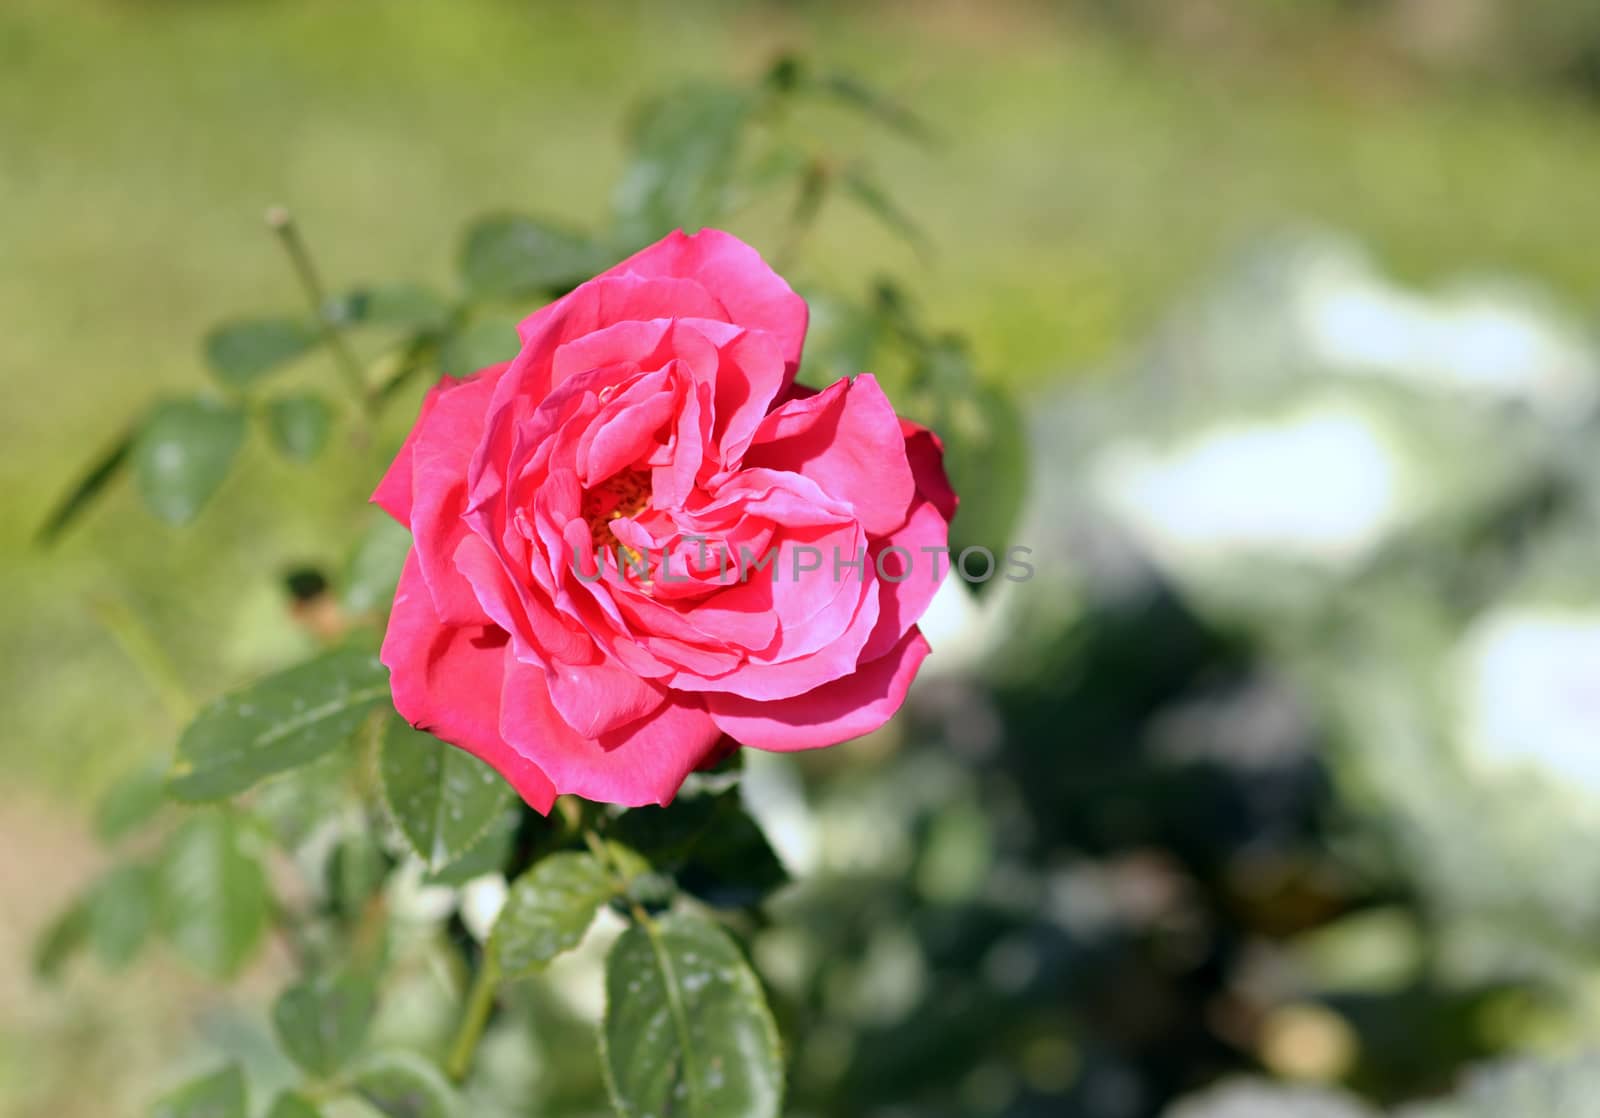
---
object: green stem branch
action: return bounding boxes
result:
[266,206,375,424]
[88,595,194,723]
[445,953,500,1084]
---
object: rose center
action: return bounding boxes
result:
[582,468,653,556]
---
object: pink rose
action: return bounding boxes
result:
[373,229,957,809]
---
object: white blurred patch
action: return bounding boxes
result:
[1091,404,1407,570]
[917,573,995,676]
[459,873,509,943]
[740,749,817,877]
[1290,245,1598,423]
[385,858,458,926]
[543,905,626,1021]
[1458,608,1600,799]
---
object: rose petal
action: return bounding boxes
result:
[371,379,448,524]
[407,368,508,625]
[706,627,930,751]
[499,657,723,806]
[743,375,917,536]
[382,553,557,812]
[543,654,666,739]
[900,417,959,522]
[607,229,808,375]
[861,496,949,662]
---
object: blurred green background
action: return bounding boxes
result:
[10,1,1600,1116]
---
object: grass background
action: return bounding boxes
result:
[6,1,1600,1113]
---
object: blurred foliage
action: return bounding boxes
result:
[24,50,1029,1118]
[15,2,1600,1118]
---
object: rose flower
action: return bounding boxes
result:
[374,229,957,808]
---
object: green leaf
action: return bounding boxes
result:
[459,215,612,299]
[204,317,320,387]
[613,84,750,246]
[341,513,413,615]
[421,805,519,887]
[350,1052,457,1118]
[327,283,452,334]
[158,811,269,978]
[95,758,169,842]
[265,1093,324,1118]
[264,394,334,463]
[86,862,158,968]
[602,912,783,1118]
[167,645,390,802]
[491,851,614,978]
[379,717,514,870]
[32,899,89,981]
[272,968,377,1077]
[611,789,787,909]
[438,317,520,379]
[35,425,134,545]
[132,398,247,525]
[150,1064,247,1118]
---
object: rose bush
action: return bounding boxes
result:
[374,229,958,808]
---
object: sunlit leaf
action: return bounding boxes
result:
[379,717,514,870]
[167,645,389,802]
[158,811,269,978]
[264,393,333,463]
[602,912,783,1118]
[150,1065,247,1118]
[459,215,613,299]
[491,851,614,978]
[132,398,247,525]
[204,317,319,388]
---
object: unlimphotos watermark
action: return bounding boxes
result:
[571,535,1034,585]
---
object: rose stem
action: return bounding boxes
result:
[444,951,501,1084]
[265,206,377,429]
[87,594,195,723]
